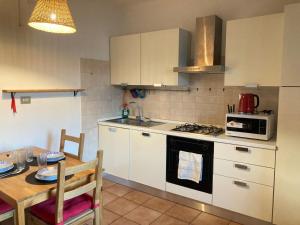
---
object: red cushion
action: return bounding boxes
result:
[30,194,93,225]
[0,199,13,214]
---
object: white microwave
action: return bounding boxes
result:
[225,113,275,140]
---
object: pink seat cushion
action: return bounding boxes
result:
[0,199,13,214]
[30,194,93,225]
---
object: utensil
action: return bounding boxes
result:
[0,168,24,179]
[0,161,14,174]
[238,93,259,114]
[37,153,47,170]
[16,150,26,170]
[46,152,65,163]
[26,146,34,162]
[35,167,58,181]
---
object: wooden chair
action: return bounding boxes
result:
[59,129,85,161]
[28,150,103,225]
[0,200,14,225]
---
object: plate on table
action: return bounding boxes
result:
[35,167,58,182]
[46,152,65,163]
[0,161,14,174]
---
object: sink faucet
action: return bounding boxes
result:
[129,101,143,121]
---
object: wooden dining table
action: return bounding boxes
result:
[0,147,95,225]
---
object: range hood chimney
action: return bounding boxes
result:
[174,15,224,74]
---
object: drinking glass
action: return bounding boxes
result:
[16,150,26,170]
[25,146,34,163]
[37,153,47,170]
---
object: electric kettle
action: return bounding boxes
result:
[238,93,259,114]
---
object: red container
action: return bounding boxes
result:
[238,93,260,114]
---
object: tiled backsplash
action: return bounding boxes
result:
[124,74,279,126]
[81,58,122,161]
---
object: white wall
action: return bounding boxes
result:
[0,0,123,155]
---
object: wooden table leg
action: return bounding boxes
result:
[15,202,25,225]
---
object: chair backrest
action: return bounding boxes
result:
[55,150,103,225]
[59,129,85,161]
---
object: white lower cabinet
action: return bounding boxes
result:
[214,158,274,186]
[129,130,166,190]
[98,125,130,179]
[213,175,273,222]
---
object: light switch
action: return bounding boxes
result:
[20,96,31,104]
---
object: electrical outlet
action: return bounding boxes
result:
[20,96,31,104]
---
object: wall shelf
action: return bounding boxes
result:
[2,88,85,96]
[2,89,85,113]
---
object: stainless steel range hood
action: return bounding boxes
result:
[174,15,224,74]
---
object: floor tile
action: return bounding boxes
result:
[104,198,138,216]
[105,183,133,197]
[229,222,243,225]
[124,206,161,225]
[151,214,188,225]
[103,209,120,225]
[191,213,230,225]
[103,179,116,189]
[110,217,139,225]
[166,204,201,223]
[124,190,153,204]
[103,191,118,205]
[143,197,175,213]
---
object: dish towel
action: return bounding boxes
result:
[177,151,203,183]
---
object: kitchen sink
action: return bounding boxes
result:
[106,118,164,127]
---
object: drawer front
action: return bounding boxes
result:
[214,142,275,168]
[213,175,273,222]
[214,159,274,186]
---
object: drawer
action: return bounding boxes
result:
[214,158,274,186]
[214,142,275,168]
[213,175,273,222]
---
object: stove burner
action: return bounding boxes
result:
[172,123,224,136]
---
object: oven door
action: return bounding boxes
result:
[166,136,214,194]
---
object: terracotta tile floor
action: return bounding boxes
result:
[102,178,243,225]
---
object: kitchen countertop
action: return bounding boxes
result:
[98,118,277,150]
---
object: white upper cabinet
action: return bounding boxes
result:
[281,4,300,86]
[110,34,141,85]
[141,28,190,86]
[110,29,190,86]
[225,14,284,86]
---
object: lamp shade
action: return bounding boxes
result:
[28,0,76,34]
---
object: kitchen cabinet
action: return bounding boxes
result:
[281,4,300,86]
[213,175,273,222]
[110,34,141,85]
[129,130,166,190]
[110,28,190,86]
[213,142,275,222]
[141,28,190,86]
[98,125,130,179]
[224,13,284,86]
[274,87,300,225]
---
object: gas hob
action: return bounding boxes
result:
[172,123,224,136]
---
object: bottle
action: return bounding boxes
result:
[121,103,130,119]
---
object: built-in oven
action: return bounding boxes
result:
[166,136,214,194]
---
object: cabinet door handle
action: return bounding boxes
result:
[233,180,248,188]
[108,127,117,132]
[142,132,150,137]
[234,163,249,170]
[235,146,249,152]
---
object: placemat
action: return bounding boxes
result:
[0,164,30,179]
[25,172,74,185]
